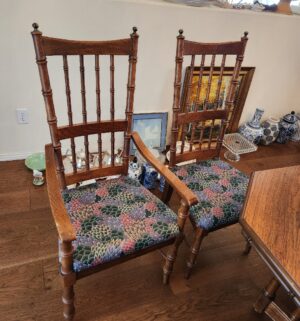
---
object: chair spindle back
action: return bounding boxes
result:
[31,23,138,189]
[169,30,248,167]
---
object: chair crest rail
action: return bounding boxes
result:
[183,39,246,56]
[41,36,133,56]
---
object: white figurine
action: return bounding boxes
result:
[128,157,142,180]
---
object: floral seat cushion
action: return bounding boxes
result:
[62,176,179,272]
[171,160,249,231]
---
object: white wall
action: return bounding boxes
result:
[1,0,300,159]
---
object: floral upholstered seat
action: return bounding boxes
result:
[62,176,179,272]
[171,160,249,232]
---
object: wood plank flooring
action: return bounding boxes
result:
[0,142,299,321]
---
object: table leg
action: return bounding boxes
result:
[254,277,281,314]
[241,230,252,255]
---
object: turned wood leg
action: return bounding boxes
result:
[162,183,173,204]
[163,200,189,285]
[62,285,75,320]
[254,277,280,314]
[59,240,76,321]
[163,233,184,285]
[185,227,207,279]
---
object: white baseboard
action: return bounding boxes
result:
[0,152,41,161]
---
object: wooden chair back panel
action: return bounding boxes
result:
[169,30,248,167]
[31,23,138,188]
[183,40,246,55]
[57,120,128,140]
[42,36,132,56]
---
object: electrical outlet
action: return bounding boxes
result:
[16,108,29,124]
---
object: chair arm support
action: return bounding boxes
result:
[45,144,76,242]
[131,132,198,207]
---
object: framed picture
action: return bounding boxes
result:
[180,66,255,137]
[130,112,168,155]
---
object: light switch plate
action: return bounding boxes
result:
[16,108,29,124]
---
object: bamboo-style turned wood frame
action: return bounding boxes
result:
[31,23,139,189]
[180,66,255,137]
[162,30,249,279]
[168,30,249,168]
[32,24,198,321]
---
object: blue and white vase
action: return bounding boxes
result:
[141,163,158,189]
[238,108,264,144]
[260,117,280,145]
[291,113,300,142]
[276,111,298,144]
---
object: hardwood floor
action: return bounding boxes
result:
[0,142,299,321]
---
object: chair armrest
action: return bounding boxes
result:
[45,144,76,242]
[131,132,198,207]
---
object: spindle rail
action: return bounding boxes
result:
[169,30,248,167]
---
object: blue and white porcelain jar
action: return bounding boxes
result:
[260,117,280,145]
[276,111,298,144]
[238,108,264,144]
[291,113,300,142]
[142,163,158,189]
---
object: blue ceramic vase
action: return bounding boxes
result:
[238,108,264,144]
[141,163,158,189]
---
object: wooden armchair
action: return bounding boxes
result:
[31,24,197,320]
[164,30,250,279]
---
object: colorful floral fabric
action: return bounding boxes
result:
[61,176,179,272]
[171,160,249,231]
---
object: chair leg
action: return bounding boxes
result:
[163,200,189,285]
[162,183,173,204]
[59,240,76,321]
[62,285,75,320]
[185,227,207,279]
[163,233,184,285]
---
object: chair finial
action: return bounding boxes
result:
[179,29,184,35]
[243,31,249,37]
[132,26,138,34]
[32,23,39,31]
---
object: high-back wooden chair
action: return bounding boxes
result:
[31,23,197,320]
[165,30,250,278]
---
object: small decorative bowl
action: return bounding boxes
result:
[25,153,46,171]
[25,153,46,186]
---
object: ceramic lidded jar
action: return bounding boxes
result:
[238,108,264,144]
[291,113,300,142]
[260,117,280,145]
[276,111,298,144]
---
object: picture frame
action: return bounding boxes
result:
[180,66,255,135]
[130,112,168,155]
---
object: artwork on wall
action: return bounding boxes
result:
[130,112,168,155]
[179,66,255,142]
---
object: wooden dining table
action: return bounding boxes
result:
[239,165,300,321]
